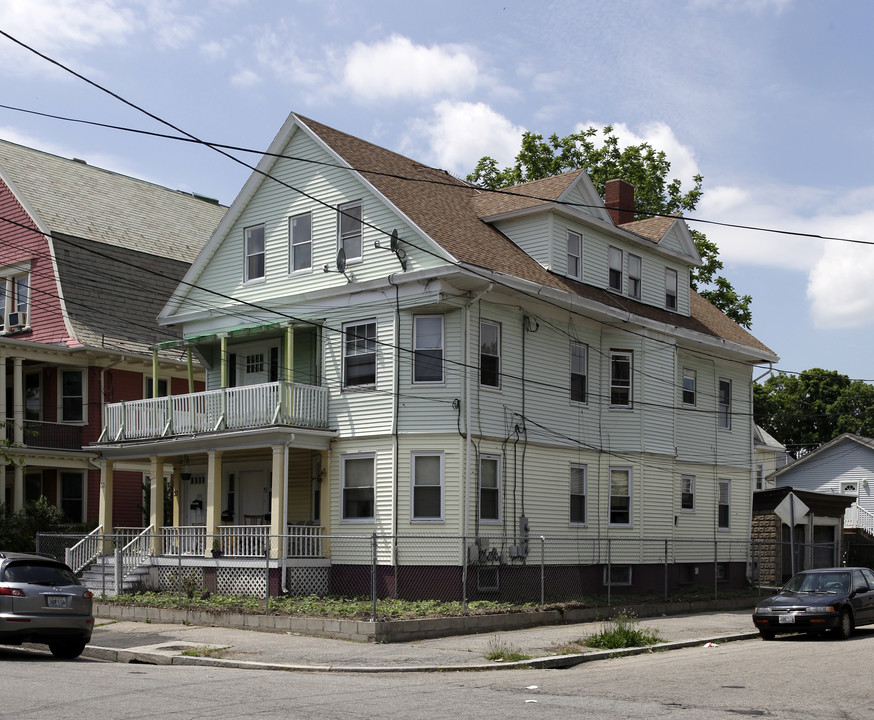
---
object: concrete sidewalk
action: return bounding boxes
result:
[82,609,761,672]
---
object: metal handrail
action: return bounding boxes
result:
[65,525,103,573]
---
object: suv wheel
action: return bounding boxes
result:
[49,640,87,659]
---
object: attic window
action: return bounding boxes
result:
[665,267,678,310]
[567,230,581,279]
[338,201,362,261]
[608,247,623,291]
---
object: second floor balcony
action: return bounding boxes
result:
[100,380,330,442]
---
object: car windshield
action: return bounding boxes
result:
[782,571,849,594]
[2,562,80,586]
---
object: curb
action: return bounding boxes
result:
[81,630,762,673]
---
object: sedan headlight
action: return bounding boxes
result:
[756,606,772,614]
[804,606,835,613]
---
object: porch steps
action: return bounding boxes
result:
[80,557,150,597]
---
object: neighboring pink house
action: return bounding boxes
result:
[0,139,225,524]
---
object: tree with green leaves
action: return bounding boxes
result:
[468,126,752,328]
[754,368,874,458]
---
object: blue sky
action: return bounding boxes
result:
[2,0,873,380]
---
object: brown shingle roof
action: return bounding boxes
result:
[470,170,585,217]
[622,215,678,243]
[296,115,775,360]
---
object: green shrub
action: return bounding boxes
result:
[0,498,69,552]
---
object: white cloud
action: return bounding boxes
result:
[341,35,480,101]
[230,69,261,88]
[403,101,525,175]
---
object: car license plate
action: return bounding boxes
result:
[46,595,67,608]
[778,613,795,624]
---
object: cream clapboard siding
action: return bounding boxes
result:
[493,215,552,269]
[176,125,448,320]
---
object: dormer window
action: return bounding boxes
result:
[665,267,678,310]
[567,230,582,279]
[608,247,623,291]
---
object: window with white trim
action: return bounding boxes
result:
[665,267,678,310]
[628,254,641,299]
[413,316,444,383]
[480,321,501,388]
[59,369,85,423]
[755,464,764,491]
[244,224,265,281]
[290,212,312,272]
[682,369,696,406]
[609,246,623,291]
[343,321,377,388]
[718,479,731,529]
[609,467,632,526]
[610,350,632,407]
[342,454,374,521]
[338,201,362,261]
[570,464,586,525]
[411,452,443,521]
[1,267,30,332]
[603,565,632,586]
[567,230,582,279]
[570,342,587,403]
[718,378,731,429]
[480,455,501,522]
[681,475,695,511]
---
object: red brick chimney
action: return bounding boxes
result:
[605,178,635,225]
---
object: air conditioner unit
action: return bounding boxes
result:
[7,311,22,328]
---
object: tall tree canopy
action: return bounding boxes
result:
[754,368,874,458]
[467,126,753,328]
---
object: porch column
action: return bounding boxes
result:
[187,347,194,394]
[12,463,24,512]
[205,450,223,556]
[270,444,286,556]
[172,459,182,527]
[319,449,331,536]
[12,357,23,444]
[98,460,114,554]
[149,456,165,555]
[220,335,229,388]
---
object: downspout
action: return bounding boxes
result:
[748,363,773,582]
[389,275,401,566]
[464,284,493,539]
[282,326,295,593]
[281,442,290,593]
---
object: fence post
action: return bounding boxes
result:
[265,542,270,615]
[114,544,122,597]
[664,539,669,603]
[713,539,718,601]
[177,535,182,607]
[461,536,468,616]
[371,532,377,623]
[540,536,545,611]
[101,536,106,599]
[607,538,612,608]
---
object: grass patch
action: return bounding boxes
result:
[584,611,664,650]
[180,645,229,659]
[485,636,531,662]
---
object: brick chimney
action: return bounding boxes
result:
[605,178,635,225]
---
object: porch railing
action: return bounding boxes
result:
[845,502,874,536]
[162,526,207,556]
[220,524,270,557]
[102,380,329,441]
[65,525,103,573]
[19,420,84,450]
[286,524,323,557]
[156,525,325,558]
[120,525,154,581]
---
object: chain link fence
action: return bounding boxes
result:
[36,531,844,617]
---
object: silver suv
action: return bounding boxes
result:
[0,551,94,658]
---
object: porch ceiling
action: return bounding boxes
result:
[90,425,335,461]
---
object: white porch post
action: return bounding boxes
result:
[270,444,286,557]
[205,450,223,556]
[98,459,114,554]
[149,456,165,555]
[320,449,331,537]
[12,463,23,512]
[12,357,23,445]
[172,459,182,527]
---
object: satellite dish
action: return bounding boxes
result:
[389,229,399,253]
[336,247,347,274]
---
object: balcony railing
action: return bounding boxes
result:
[4,419,84,450]
[102,381,329,441]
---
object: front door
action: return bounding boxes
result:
[239,469,270,523]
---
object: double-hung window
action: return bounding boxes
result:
[755,464,764,491]
[610,350,632,407]
[570,342,587,403]
[570,464,586,525]
[628,254,641,299]
[608,246,623,291]
[665,267,678,310]
[682,369,696,406]
[480,321,501,388]
[718,479,731,529]
[338,201,362,261]
[681,475,695,511]
[609,467,632,526]
[413,316,444,383]
[60,369,85,423]
[718,378,731,429]
[567,230,582,279]
[479,455,501,522]
[343,321,377,388]
[1,267,30,331]
[244,224,265,281]
[342,454,375,521]
[411,452,443,521]
[290,212,312,272]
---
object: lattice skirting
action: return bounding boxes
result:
[148,563,329,598]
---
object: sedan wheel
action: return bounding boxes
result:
[834,610,854,640]
[759,629,775,641]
